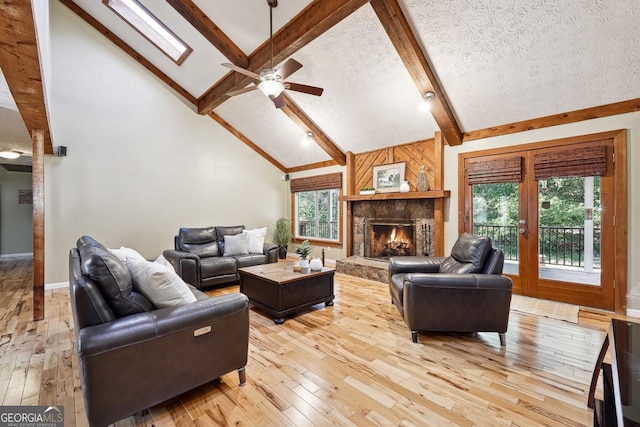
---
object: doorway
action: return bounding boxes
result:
[459,130,627,312]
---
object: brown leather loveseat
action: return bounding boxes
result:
[388,232,513,346]
[69,235,249,426]
[164,225,279,289]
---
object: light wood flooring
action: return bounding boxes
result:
[0,257,623,426]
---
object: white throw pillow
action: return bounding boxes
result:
[153,254,171,266]
[126,259,197,308]
[110,246,147,263]
[223,232,250,256]
[245,227,267,254]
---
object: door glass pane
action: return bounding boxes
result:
[538,177,601,285]
[472,182,519,275]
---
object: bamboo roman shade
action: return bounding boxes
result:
[290,172,342,193]
[466,157,523,184]
[533,146,606,180]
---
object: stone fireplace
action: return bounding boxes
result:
[352,199,435,259]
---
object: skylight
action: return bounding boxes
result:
[103,0,192,65]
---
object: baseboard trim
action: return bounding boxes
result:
[627,308,640,319]
[45,281,68,290]
[0,253,33,258]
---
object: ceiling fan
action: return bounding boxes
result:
[221,0,324,109]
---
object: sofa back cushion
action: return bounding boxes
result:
[77,235,152,318]
[215,225,245,255]
[177,227,219,257]
[439,233,493,274]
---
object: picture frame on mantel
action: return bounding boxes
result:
[372,162,406,193]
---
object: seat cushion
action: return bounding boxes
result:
[233,254,267,268]
[177,227,219,257]
[439,233,492,274]
[200,256,237,278]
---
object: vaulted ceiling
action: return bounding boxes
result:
[2,0,640,171]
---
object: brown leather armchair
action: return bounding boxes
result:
[389,232,513,346]
[70,236,249,426]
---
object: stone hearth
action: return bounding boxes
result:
[336,256,389,283]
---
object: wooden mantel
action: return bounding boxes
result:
[341,190,450,202]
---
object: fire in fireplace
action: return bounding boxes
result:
[366,221,416,258]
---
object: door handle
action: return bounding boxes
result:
[519,228,526,234]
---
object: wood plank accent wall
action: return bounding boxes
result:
[352,138,438,193]
[345,136,447,256]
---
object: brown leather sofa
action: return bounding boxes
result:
[69,235,249,427]
[389,232,513,346]
[163,225,279,289]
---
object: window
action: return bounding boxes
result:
[103,0,192,65]
[291,173,342,243]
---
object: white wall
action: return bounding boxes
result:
[0,168,33,255]
[45,1,287,283]
[443,111,640,308]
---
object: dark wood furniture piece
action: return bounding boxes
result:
[238,262,335,324]
[588,319,640,426]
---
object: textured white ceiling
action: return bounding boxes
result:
[193,0,311,55]
[215,89,331,168]
[8,0,640,168]
[400,0,640,131]
[285,4,439,154]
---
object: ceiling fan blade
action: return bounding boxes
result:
[226,86,258,97]
[271,94,285,109]
[221,63,261,80]
[277,58,303,80]
[285,82,324,97]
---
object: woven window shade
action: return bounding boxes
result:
[466,157,523,184]
[534,146,606,180]
[290,172,342,193]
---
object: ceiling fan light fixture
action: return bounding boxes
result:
[258,79,285,98]
[0,150,21,160]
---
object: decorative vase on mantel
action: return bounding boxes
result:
[416,165,430,192]
[399,180,410,193]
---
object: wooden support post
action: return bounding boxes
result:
[434,132,445,256]
[32,129,45,321]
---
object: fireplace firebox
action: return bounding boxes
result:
[365,220,416,259]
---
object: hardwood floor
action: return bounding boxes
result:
[0,257,620,426]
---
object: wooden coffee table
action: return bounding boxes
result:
[238,262,335,324]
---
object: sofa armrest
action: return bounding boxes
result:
[263,243,279,264]
[404,273,513,290]
[389,256,446,276]
[163,249,200,287]
[77,293,250,427]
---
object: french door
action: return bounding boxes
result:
[459,131,627,311]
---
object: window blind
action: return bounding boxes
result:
[290,172,342,193]
[533,145,606,180]
[466,157,523,184]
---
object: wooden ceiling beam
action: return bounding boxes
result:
[370,0,463,146]
[280,94,346,166]
[59,0,197,104]
[0,0,53,154]
[166,0,248,68]
[197,0,370,114]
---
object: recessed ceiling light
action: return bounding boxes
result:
[103,0,192,65]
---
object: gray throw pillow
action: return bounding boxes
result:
[223,232,250,256]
